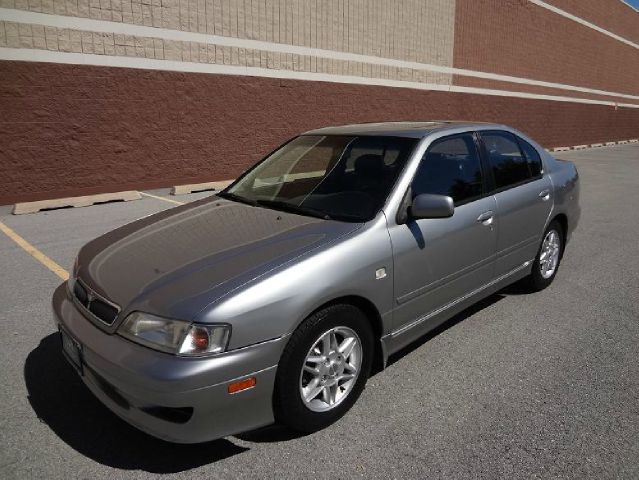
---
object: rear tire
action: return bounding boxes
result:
[524,220,564,291]
[273,304,373,433]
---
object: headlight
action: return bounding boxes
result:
[119,312,230,356]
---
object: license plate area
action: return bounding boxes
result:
[60,327,83,375]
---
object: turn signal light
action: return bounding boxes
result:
[228,377,256,394]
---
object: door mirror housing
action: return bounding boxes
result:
[410,194,454,219]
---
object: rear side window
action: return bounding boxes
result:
[481,131,531,190]
[412,134,483,206]
[516,136,543,177]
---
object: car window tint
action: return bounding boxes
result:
[517,136,543,177]
[412,134,483,205]
[482,131,532,189]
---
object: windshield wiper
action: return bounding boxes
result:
[255,199,332,220]
[216,191,258,207]
[218,194,360,221]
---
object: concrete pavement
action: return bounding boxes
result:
[1,145,638,479]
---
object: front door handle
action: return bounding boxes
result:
[539,189,551,201]
[477,211,494,226]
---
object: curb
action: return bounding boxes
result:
[171,180,233,196]
[550,138,637,152]
[13,191,141,215]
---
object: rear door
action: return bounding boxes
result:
[478,130,552,277]
[389,133,498,332]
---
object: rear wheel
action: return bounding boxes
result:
[273,304,373,433]
[524,220,564,291]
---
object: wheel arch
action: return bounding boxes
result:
[551,213,568,256]
[305,295,386,375]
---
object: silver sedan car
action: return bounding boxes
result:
[53,121,580,443]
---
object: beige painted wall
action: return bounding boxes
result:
[0,0,456,84]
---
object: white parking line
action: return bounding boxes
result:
[139,192,185,206]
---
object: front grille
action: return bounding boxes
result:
[73,279,120,326]
[88,298,119,324]
[73,281,88,304]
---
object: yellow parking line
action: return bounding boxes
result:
[140,192,184,205]
[0,221,69,280]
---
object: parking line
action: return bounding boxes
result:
[139,192,185,205]
[0,221,69,280]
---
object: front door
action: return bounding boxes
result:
[389,133,498,334]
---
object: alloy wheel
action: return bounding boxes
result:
[539,229,561,279]
[299,326,362,413]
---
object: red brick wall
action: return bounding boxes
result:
[545,0,639,44]
[2,60,638,205]
[454,75,639,106]
[453,0,639,96]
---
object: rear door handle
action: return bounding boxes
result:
[477,211,494,225]
[539,189,551,201]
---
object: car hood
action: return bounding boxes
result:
[76,197,362,320]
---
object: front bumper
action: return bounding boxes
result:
[52,283,285,443]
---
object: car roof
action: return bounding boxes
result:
[303,121,506,138]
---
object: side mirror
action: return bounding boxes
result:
[410,194,454,219]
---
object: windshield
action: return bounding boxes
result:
[221,135,418,222]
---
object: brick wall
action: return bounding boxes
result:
[545,0,639,44]
[0,0,637,204]
[453,0,639,96]
[2,60,638,205]
[1,0,456,65]
[0,0,455,85]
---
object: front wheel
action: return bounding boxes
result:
[524,220,564,291]
[273,304,373,433]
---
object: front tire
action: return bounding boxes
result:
[273,304,373,433]
[525,220,564,291]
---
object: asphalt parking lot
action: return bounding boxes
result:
[1,144,638,479]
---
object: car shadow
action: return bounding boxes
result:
[235,424,307,443]
[385,291,506,368]
[24,333,248,474]
[499,278,536,296]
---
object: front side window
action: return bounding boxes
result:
[222,135,417,222]
[412,134,483,205]
[481,131,532,190]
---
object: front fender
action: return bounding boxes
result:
[195,216,394,350]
